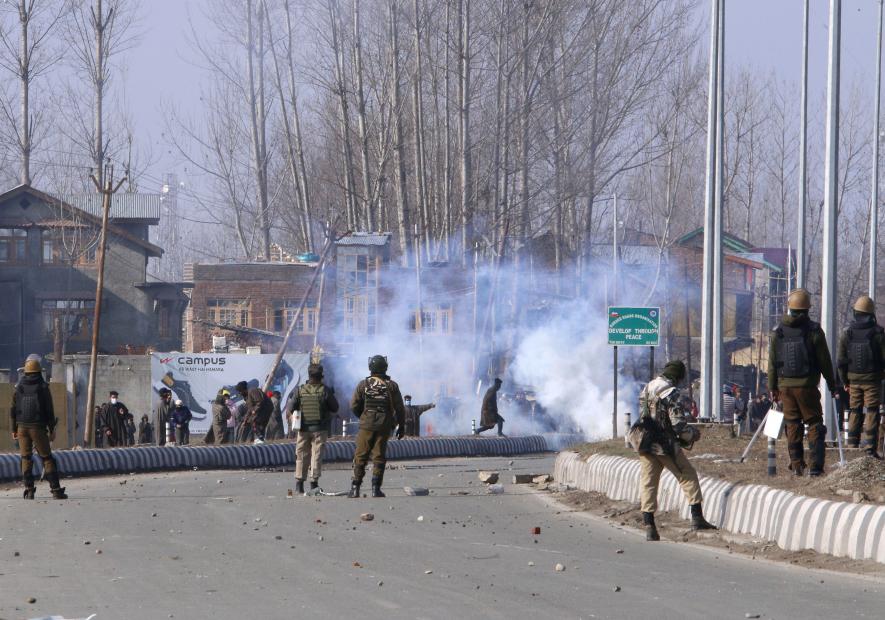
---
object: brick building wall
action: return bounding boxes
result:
[187,262,337,353]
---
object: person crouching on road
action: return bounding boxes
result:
[11,356,66,499]
[628,360,715,541]
[288,364,339,495]
[348,355,406,498]
[171,400,192,445]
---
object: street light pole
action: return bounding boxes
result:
[712,0,725,422]
[871,0,884,297]
[798,0,810,289]
[700,0,720,421]
[821,0,841,442]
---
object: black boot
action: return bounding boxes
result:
[690,503,717,531]
[643,512,660,541]
[295,479,305,495]
[46,471,67,500]
[808,425,827,477]
[310,479,319,491]
[371,472,385,498]
[23,486,35,500]
[348,480,361,498]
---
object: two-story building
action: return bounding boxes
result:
[0,184,187,372]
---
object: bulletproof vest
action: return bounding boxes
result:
[847,324,883,374]
[299,383,325,425]
[775,322,817,378]
[363,376,391,416]
[16,382,42,423]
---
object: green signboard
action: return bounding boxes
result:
[607,306,661,346]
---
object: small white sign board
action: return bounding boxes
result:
[763,409,784,439]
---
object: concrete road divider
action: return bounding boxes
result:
[0,434,582,482]
[554,451,885,565]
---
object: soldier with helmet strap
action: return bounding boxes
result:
[768,288,838,476]
[628,359,716,541]
[10,356,67,499]
[837,295,885,458]
[348,355,406,498]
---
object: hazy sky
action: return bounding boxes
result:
[120,0,885,192]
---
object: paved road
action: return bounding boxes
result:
[0,454,882,620]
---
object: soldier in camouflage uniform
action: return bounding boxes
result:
[768,288,838,477]
[837,295,885,458]
[348,355,405,498]
[10,357,66,500]
[629,360,715,541]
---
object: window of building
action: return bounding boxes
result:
[158,302,172,339]
[0,228,27,264]
[272,300,318,334]
[41,228,97,266]
[410,303,453,334]
[207,299,251,326]
[341,253,378,288]
[41,299,95,339]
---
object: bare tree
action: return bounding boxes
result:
[0,0,66,185]
[65,0,140,185]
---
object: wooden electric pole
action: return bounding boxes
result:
[83,162,127,447]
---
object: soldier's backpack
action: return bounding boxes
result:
[363,376,391,416]
[774,321,818,378]
[846,324,884,374]
[298,383,326,426]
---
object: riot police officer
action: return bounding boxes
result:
[767,288,837,476]
[837,295,885,458]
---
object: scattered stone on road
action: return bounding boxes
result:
[417,515,425,522]
[555,563,565,572]
[853,491,868,503]
[403,486,429,496]
[27,597,36,604]
[533,474,552,484]
[745,614,761,619]
[616,549,624,554]
[531,527,541,535]
[512,474,538,484]
[360,513,375,522]
[613,586,621,593]
[478,471,499,484]
[487,484,504,494]
[836,489,853,497]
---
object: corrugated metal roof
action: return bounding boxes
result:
[336,232,391,246]
[59,193,162,221]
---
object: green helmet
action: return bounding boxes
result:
[368,355,388,374]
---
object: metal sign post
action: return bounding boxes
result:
[608,307,662,439]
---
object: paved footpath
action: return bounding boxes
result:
[0,454,881,620]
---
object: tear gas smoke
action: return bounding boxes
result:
[322,257,637,439]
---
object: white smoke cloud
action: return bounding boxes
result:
[511,299,637,440]
[322,251,641,439]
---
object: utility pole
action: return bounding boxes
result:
[871,0,884,297]
[700,0,720,421]
[798,0,810,289]
[821,0,841,443]
[83,162,126,447]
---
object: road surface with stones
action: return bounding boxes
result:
[0,453,882,619]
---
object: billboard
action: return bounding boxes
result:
[150,352,311,434]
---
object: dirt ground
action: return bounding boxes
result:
[555,488,885,577]
[571,424,885,504]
